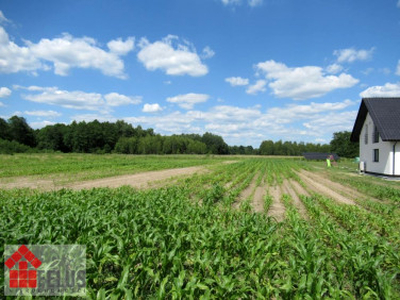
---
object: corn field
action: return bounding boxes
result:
[1,158,399,299]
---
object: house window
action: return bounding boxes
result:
[373,125,379,143]
[373,149,379,162]
[364,125,368,144]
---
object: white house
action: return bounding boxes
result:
[350,98,400,176]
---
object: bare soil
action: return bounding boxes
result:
[0,177,55,190]
[0,166,207,191]
[305,170,367,200]
[267,185,285,222]
[282,179,308,219]
[233,174,258,209]
[251,185,267,213]
[297,170,357,206]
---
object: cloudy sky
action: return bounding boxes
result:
[1,0,400,147]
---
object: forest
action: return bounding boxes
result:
[0,116,357,157]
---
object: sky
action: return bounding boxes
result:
[0,0,400,147]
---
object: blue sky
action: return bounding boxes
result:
[1,0,400,147]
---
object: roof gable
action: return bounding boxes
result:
[351,98,400,142]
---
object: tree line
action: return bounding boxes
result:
[0,116,358,157]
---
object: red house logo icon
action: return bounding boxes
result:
[5,245,42,288]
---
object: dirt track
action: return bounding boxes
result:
[0,166,207,191]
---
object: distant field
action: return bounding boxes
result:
[0,153,234,182]
[1,156,400,298]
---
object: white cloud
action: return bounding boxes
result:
[137,35,208,76]
[29,120,57,129]
[0,86,11,97]
[104,92,142,106]
[17,85,141,111]
[266,100,355,124]
[22,87,106,111]
[0,20,132,78]
[167,93,209,109]
[301,111,358,136]
[334,47,374,63]
[326,63,343,74]
[107,37,134,55]
[225,76,249,86]
[0,27,43,74]
[201,46,215,59]
[24,110,61,118]
[248,0,263,7]
[123,99,355,146]
[360,82,400,98]
[28,33,131,78]
[142,103,163,113]
[397,0,400,8]
[71,113,116,123]
[246,80,267,95]
[256,60,359,100]
[396,60,400,76]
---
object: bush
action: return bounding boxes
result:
[0,138,36,154]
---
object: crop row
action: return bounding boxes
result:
[1,158,399,298]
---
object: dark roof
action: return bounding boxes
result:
[303,153,339,160]
[350,98,400,142]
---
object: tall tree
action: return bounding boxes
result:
[330,131,359,158]
[0,118,10,140]
[7,116,36,147]
[201,132,229,154]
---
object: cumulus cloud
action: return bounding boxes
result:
[21,86,106,111]
[16,85,142,111]
[24,110,61,118]
[225,76,249,86]
[28,33,132,78]
[0,86,11,97]
[107,37,134,55]
[167,93,209,109]
[104,92,142,106]
[266,100,355,124]
[137,35,208,77]
[360,82,400,98]
[334,47,374,63]
[0,17,133,78]
[0,27,43,74]
[123,99,355,146]
[256,60,359,100]
[246,80,267,95]
[29,120,57,129]
[142,103,163,113]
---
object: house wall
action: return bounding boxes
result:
[359,113,400,176]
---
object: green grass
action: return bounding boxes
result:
[0,153,235,182]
